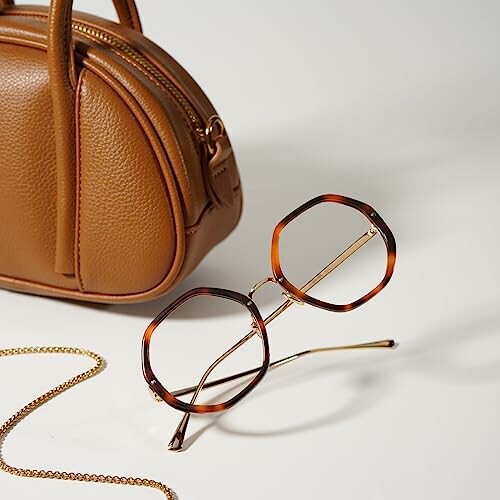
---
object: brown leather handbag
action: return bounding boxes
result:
[0,0,242,304]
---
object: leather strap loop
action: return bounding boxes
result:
[0,0,143,32]
[48,0,77,274]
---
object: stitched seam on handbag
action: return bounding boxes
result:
[0,40,186,299]
[185,203,215,235]
[185,187,241,235]
[5,13,199,223]
[81,31,197,155]
[97,42,198,199]
[213,166,227,177]
[76,68,86,292]
[79,40,197,215]
[81,64,180,292]
[107,48,195,151]
[103,47,195,202]
[62,28,197,219]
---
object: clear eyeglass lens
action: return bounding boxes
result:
[149,295,265,406]
[278,201,388,306]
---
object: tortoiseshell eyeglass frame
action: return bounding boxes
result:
[142,194,397,450]
[142,287,269,415]
[272,194,396,312]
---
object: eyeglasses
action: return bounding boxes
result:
[142,194,397,451]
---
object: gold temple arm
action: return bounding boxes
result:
[171,339,397,398]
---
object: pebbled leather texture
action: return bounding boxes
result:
[0,1,242,303]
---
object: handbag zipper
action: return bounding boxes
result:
[68,22,232,205]
[71,21,208,144]
[2,10,217,147]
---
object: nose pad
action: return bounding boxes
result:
[250,320,263,338]
[282,290,304,305]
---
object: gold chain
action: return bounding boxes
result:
[0,346,174,499]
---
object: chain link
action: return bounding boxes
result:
[0,346,174,499]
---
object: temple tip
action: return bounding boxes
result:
[168,413,191,452]
[168,435,184,452]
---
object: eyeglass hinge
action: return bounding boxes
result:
[149,386,163,403]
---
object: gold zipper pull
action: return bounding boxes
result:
[204,115,225,155]
[203,115,237,208]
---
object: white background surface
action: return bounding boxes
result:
[1,1,500,499]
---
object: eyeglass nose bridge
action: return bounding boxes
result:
[248,276,276,299]
[248,276,303,305]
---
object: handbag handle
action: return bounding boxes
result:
[0,0,144,274]
[0,0,143,32]
[43,0,143,274]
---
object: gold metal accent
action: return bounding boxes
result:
[172,339,397,398]
[248,276,276,299]
[0,347,174,498]
[205,115,226,155]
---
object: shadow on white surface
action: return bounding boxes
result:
[174,309,500,449]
